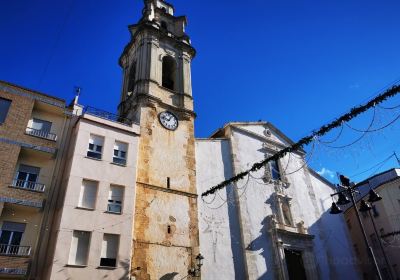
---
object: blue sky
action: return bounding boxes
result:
[1,0,400,183]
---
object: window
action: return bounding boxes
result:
[0,98,11,124]
[160,21,168,30]
[31,118,52,132]
[100,234,119,267]
[127,62,136,94]
[0,222,25,255]
[162,56,176,91]
[78,180,98,209]
[15,164,40,190]
[87,134,104,159]
[269,159,281,180]
[68,231,91,266]
[113,141,127,165]
[107,185,123,214]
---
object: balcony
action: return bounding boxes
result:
[0,245,31,257]
[25,127,57,141]
[10,179,45,193]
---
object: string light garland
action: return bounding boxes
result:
[201,84,400,198]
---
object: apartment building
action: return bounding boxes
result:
[42,104,140,280]
[0,81,70,278]
[344,169,400,280]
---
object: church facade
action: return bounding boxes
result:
[0,0,361,279]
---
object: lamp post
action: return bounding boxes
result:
[358,189,394,280]
[188,253,204,278]
[329,175,383,280]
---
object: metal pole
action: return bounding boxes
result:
[368,210,394,280]
[348,188,383,280]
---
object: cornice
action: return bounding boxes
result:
[134,93,196,118]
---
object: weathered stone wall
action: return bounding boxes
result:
[132,103,199,280]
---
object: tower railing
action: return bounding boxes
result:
[83,106,133,126]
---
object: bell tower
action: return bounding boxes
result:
[119,1,199,279]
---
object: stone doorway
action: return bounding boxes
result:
[284,249,307,280]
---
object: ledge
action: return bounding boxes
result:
[110,162,127,167]
[65,264,87,268]
[96,266,117,270]
[84,156,102,161]
[105,211,122,215]
[137,181,197,198]
[75,206,95,211]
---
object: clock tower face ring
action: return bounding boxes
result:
[158,111,179,131]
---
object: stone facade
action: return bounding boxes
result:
[118,1,199,279]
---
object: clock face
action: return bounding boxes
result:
[159,111,178,130]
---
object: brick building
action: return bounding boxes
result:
[0,81,70,278]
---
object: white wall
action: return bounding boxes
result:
[196,123,360,280]
[47,116,139,280]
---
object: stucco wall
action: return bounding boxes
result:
[196,123,360,280]
[46,117,139,280]
[196,139,246,280]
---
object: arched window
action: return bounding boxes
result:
[162,56,176,91]
[127,62,136,94]
[160,21,168,30]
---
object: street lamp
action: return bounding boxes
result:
[189,253,204,277]
[359,198,394,280]
[330,175,383,280]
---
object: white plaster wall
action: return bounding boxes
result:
[309,172,360,280]
[229,128,278,279]
[47,117,139,280]
[197,123,360,280]
[196,139,245,280]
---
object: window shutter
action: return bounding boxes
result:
[18,164,40,175]
[109,186,123,202]
[32,119,52,132]
[69,231,90,265]
[114,141,127,152]
[101,234,119,259]
[89,135,103,146]
[1,222,26,232]
[79,180,98,209]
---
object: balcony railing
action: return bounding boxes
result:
[0,245,31,257]
[11,179,45,193]
[25,127,57,141]
[84,106,133,126]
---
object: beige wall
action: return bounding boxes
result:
[344,177,400,279]
[0,81,68,279]
[46,114,140,280]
